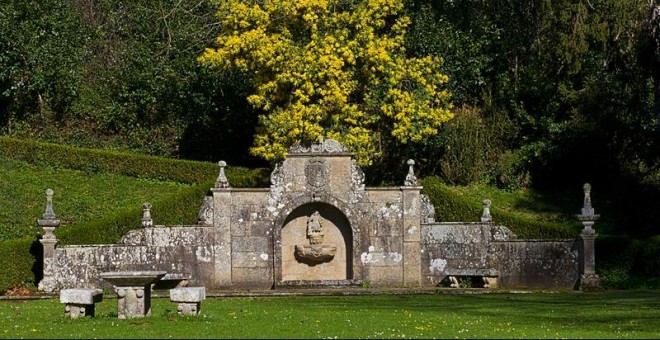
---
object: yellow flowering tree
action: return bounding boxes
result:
[199,0,453,166]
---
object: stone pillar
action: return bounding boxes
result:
[576,183,601,290]
[212,160,232,287]
[38,189,61,293]
[402,160,422,286]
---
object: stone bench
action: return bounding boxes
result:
[444,268,499,288]
[169,287,206,316]
[59,288,103,318]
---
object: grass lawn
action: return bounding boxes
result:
[1,290,659,339]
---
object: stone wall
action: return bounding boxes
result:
[38,139,588,292]
[491,240,579,288]
[422,222,579,289]
[49,226,216,291]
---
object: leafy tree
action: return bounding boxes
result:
[199,0,453,166]
[0,0,87,132]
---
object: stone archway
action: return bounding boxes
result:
[280,202,353,282]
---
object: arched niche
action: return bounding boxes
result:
[279,202,353,282]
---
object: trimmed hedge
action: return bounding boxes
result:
[56,181,214,245]
[0,237,41,293]
[0,136,270,187]
[420,176,576,239]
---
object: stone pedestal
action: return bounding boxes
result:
[101,271,166,319]
[38,238,59,292]
[576,183,601,291]
[37,189,61,293]
[579,231,601,290]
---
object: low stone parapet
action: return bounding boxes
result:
[169,287,206,316]
[59,288,103,318]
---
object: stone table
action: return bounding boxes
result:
[100,271,166,319]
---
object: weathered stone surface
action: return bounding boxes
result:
[60,288,103,305]
[422,223,578,289]
[232,252,271,268]
[231,267,272,287]
[170,287,205,302]
[364,266,403,285]
[488,240,578,288]
[232,236,269,253]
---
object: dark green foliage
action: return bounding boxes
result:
[597,235,660,289]
[421,177,576,239]
[0,238,39,293]
[0,0,87,127]
[405,0,659,238]
[0,0,263,167]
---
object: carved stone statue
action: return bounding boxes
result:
[307,211,324,244]
[295,211,337,264]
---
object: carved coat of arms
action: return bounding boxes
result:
[305,158,329,191]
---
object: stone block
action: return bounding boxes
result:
[170,287,206,316]
[170,287,206,302]
[59,288,103,318]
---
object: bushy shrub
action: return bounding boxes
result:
[434,106,528,191]
[495,150,531,191]
[437,107,490,186]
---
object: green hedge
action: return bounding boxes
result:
[56,181,214,245]
[0,136,270,187]
[0,237,40,293]
[420,176,576,239]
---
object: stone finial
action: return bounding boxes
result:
[43,188,57,220]
[215,160,230,188]
[141,203,153,227]
[577,183,599,222]
[404,159,418,186]
[38,188,61,240]
[581,183,594,216]
[481,199,492,222]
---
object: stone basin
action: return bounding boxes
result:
[100,271,166,287]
